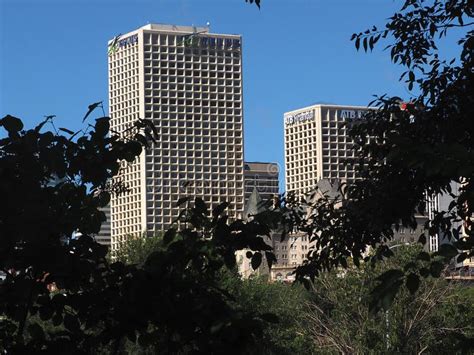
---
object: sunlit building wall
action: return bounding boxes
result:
[108,24,244,251]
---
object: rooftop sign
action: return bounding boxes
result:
[177,35,241,49]
[108,34,138,56]
[284,110,314,126]
[338,110,366,120]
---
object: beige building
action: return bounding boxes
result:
[280,104,369,279]
[237,187,311,281]
[284,104,369,197]
[94,205,111,247]
[108,24,244,251]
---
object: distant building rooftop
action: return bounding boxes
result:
[141,24,209,34]
[244,162,279,173]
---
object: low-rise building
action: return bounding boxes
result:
[244,161,279,205]
[94,205,111,247]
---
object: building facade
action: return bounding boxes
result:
[94,205,111,247]
[284,104,368,197]
[391,214,429,249]
[244,161,279,205]
[108,24,244,251]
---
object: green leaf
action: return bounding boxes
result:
[1,115,23,134]
[245,0,260,8]
[82,101,102,122]
[418,234,427,245]
[212,202,229,218]
[97,191,111,207]
[419,267,430,278]
[251,252,262,270]
[381,279,403,310]
[265,251,277,269]
[176,196,191,207]
[95,117,110,136]
[35,116,53,133]
[457,252,468,263]
[194,198,208,215]
[437,244,458,259]
[163,228,176,245]
[59,127,75,135]
[406,273,420,294]
[430,261,444,277]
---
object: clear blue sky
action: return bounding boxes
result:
[1,0,412,190]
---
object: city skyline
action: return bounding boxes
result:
[1,1,435,192]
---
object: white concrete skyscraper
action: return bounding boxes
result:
[284,104,368,197]
[108,24,244,251]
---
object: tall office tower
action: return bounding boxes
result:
[108,24,244,252]
[243,162,279,204]
[284,104,368,197]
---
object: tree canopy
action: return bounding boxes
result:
[261,0,474,308]
[0,111,274,353]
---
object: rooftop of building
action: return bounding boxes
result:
[110,23,241,43]
[142,23,209,34]
[244,161,279,173]
[284,103,373,116]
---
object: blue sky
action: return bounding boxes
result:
[2,0,413,190]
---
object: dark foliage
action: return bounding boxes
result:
[272,0,474,310]
[245,0,261,9]
[0,112,274,353]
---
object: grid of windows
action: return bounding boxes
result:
[284,105,361,197]
[109,33,141,250]
[319,108,356,182]
[109,24,244,251]
[94,205,111,247]
[244,162,279,204]
[285,113,318,195]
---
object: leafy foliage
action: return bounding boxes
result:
[114,233,316,355]
[307,246,474,354]
[0,112,274,353]
[245,0,261,9]
[222,272,316,355]
[112,233,164,265]
[263,0,474,309]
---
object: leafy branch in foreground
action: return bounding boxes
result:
[268,0,474,310]
[0,111,274,353]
